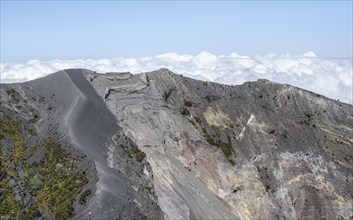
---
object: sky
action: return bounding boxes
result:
[0,1,352,104]
[1,1,352,62]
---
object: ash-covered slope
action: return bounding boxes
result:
[0,69,163,219]
[1,68,352,220]
[88,68,353,220]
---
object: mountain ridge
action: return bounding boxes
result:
[0,68,352,219]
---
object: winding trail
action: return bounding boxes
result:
[64,70,127,218]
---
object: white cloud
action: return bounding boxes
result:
[303,51,317,57]
[1,52,352,104]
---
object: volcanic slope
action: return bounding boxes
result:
[88,68,353,220]
[0,69,163,219]
[0,68,352,220]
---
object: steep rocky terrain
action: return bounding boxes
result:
[0,70,163,220]
[1,68,352,219]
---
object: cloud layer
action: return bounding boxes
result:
[1,51,352,104]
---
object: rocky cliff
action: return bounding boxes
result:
[0,68,352,219]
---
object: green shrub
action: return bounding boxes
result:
[163,89,173,101]
[7,179,16,188]
[123,148,132,158]
[206,136,216,146]
[136,150,146,162]
[181,107,190,116]
[220,142,232,158]
[184,100,192,107]
[305,113,313,118]
[228,159,235,166]
[29,173,44,190]
[194,117,201,123]
[55,163,64,172]
[79,189,92,205]
[145,185,152,192]
[204,95,220,102]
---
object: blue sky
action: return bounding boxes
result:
[1,1,352,62]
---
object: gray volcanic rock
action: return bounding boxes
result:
[1,68,352,220]
[0,69,163,220]
[88,68,353,220]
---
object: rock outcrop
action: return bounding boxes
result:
[1,68,352,219]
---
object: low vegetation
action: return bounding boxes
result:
[0,116,27,218]
[0,113,87,219]
[202,128,233,162]
[204,95,220,102]
[31,142,87,219]
[219,141,232,158]
[79,190,92,205]
[184,100,192,107]
[163,89,173,101]
[122,144,146,163]
[181,107,190,116]
[194,117,201,123]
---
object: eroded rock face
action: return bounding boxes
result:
[88,68,353,220]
